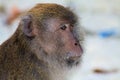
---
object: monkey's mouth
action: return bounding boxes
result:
[66,57,80,67]
[65,52,82,67]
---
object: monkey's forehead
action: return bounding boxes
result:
[27,3,77,22]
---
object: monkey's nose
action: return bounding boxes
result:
[74,41,83,54]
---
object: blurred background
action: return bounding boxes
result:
[0,0,120,80]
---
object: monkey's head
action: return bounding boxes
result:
[19,3,84,68]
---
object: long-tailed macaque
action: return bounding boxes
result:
[0,3,84,80]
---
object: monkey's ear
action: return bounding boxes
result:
[21,15,35,38]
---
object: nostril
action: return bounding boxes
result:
[74,42,78,46]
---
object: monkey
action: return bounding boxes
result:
[0,3,84,80]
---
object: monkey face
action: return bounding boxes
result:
[20,4,84,68]
[35,18,83,67]
[0,4,84,80]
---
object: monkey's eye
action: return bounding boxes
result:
[60,24,69,30]
[60,25,67,30]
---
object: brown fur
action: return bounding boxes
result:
[0,3,83,80]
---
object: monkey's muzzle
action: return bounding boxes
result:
[66,52,82,66]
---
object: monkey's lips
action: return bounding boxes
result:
[65,51,82,67]
[66,56,81,67]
